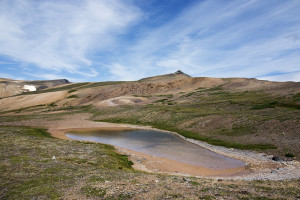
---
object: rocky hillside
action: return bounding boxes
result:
[0,78,69,98]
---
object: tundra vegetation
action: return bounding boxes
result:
[0,75,299,199]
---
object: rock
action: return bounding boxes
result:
[183,177,190,182]
[52,156,56,160]
[272,156,283,162]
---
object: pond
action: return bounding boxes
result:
[66,128,245,170]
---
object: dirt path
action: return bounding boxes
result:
[2,113,300,180]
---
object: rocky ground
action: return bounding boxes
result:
[1,125,299,200]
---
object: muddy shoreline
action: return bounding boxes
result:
[60,127,247,177]
[2,113,300,180]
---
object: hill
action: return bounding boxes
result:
[0,71,299,158]
[0,71,300,199]
[0,78,69,98]
[139,70,190,82]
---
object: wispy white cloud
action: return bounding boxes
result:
[0,72,25,80]
[115,0,300,81]
[0,0,299,82]
[0,61,13,65]
[107,63,144,81]
[23,72,85,82]
[0,0,141,77]
[258,71,300,82]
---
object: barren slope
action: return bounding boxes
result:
[0,78,69,98]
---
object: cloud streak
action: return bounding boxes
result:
[110,0,300,81]
[0,0,299,82]
[0,0,141,78]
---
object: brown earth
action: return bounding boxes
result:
[0,90,68,111]
[0,78,69,98]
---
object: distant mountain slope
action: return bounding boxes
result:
[139,70,190,82]
[1,71,300,109]
[0,78,69,98]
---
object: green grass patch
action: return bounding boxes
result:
[68,89,77,93]
[251,101,278,110]
[67,94,79,98]
[0,126,136,199]
[293,92,300,99]
[156,94,174,98]
[203,85,223,92]
[285,153,295,158]
[212,125,256,136]
[154,98,169,103]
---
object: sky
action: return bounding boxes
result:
[0,0,299,82]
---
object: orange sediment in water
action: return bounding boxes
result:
[50,127,247,177]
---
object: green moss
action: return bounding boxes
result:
[154,98,169,103]
[189,181,201,186]
[251,101,278,110]
[67,94,79,98]
[285,153,295,158]
[68,89,77,93]
[5,177,62,199]
[293,92,300,98]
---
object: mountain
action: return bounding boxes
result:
[138,70,190,82]
[0,78,69,98]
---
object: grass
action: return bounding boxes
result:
[0,126,135,199]
[88,88,300,155]
[67,94,79,98]
[212,125,256,136]
[81,186,107,198]
[1,79,300,198]
[0,126,299,199]
[68,89,77,93]
[251,101,278,110]
[285,153,295,158]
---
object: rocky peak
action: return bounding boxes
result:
[174,70,190,77]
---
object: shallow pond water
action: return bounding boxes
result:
[66,129,245,170]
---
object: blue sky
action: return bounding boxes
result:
[0,0,299,82]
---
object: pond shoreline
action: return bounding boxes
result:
[64,128,247,177]
[3,113,300,180]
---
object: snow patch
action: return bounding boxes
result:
[23,85,36,91]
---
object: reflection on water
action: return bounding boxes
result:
[66,129,245,170]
